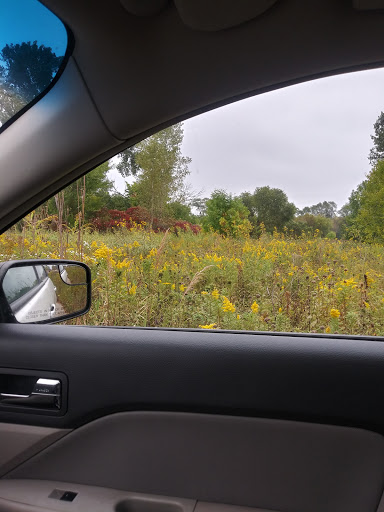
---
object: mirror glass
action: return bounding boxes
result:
[2,264,87,323]
[58,264,87,285]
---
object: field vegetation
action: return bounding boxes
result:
[2,220,384,335]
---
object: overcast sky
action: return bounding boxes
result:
[110,67,384,211]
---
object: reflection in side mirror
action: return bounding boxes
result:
[58,264,87,285]
[0,260,91,324]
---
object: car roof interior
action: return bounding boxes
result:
[1,0,384,232]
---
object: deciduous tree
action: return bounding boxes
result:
[0,41,62,125]
[369,111,384,166]
[203,190,251,237]
[351,160,384,242]
[241,186,296,233]
[298,201,337,218]
[129,123,191,227]
[47,162,113,225]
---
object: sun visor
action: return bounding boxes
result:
[353,0,384,9]
[120,0,169,17]
[173,0,279,31]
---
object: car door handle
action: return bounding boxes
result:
[0,378,61,409]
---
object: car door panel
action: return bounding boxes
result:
[2,326,384,511]
[0,481,197,512]
[0,324,384,431]
[3,412,384,512]
[0,424,69,478]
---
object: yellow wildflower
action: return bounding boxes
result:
[201,291,208,295]
[251,302,259,313]
[222,296,236,313]
[199,323,217,329]
[212,289,220,299]
[128,284,137,295]
[115,258,132,269]
[325,326,331,333]
[94,243,113,260]
[364,301,370,308]
[330,308,340,318]
[147,248,157,258]
[278,307,282,313]
[366,273,374,286]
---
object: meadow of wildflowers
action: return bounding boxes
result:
[1,215,384,336]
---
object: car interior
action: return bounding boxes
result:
[1,1,384,511]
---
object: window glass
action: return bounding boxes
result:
[0,0,68,128]
[3,266,39,303]
[3,68,384,336]
[35,264,47,282]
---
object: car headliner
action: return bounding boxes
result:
[1,0,384,232]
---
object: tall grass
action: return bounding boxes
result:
[1,220,384,335]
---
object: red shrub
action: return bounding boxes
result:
[91,207,149,231]
[91,207,201,234]
[172,221,201,234]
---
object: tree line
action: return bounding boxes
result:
[36,111,384,242]
[105,109,384,241]
[2,41,384,241]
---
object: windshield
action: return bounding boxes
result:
[0,0,68,128]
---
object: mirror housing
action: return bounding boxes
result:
[0,260,91,324]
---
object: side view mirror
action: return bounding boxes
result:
[0,260,91,324]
